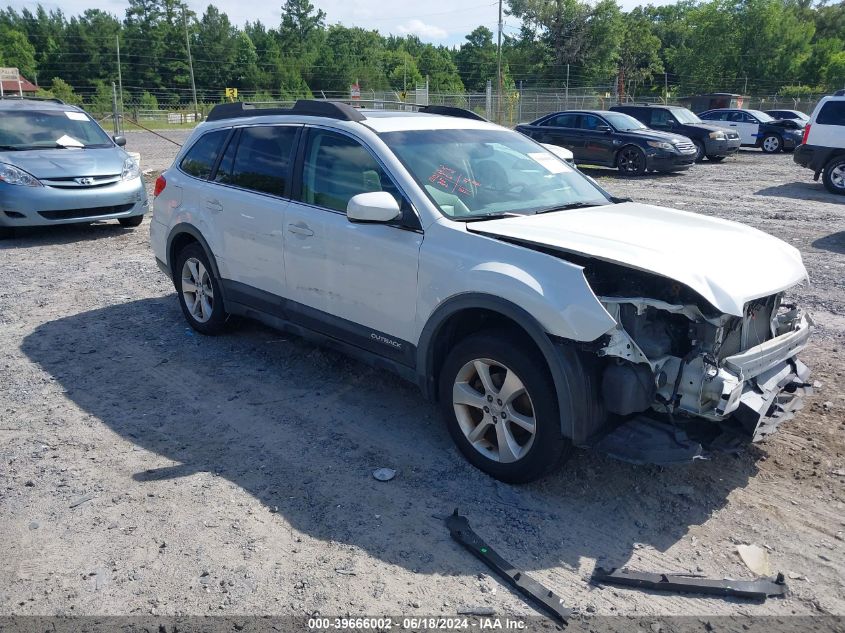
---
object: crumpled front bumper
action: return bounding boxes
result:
[716,311,814,441]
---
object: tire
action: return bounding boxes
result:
[822,156,845,196]
[706,155,727,162]
[761,134,782,154]
[174,242,228,334]
[693,140,706,163]
[616,146,647,177]
[119,214,144,227]
[438,330,572,483]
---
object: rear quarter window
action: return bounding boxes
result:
[180,129,229,179]
[817,101,845,126]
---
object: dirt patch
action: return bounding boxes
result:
[1,140,843,620]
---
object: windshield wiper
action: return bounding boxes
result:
[535,201,606,214]
[458,212,523,222]
[0,145,25,151]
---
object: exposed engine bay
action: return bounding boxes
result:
[584,261,813,448]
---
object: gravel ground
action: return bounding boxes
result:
[1,133,844,625]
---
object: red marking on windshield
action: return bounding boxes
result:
[429,165,479,197]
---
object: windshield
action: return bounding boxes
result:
[748,110,774,123]
[604,112,647,131]
[0,110,113,150]
[380,129,610,219]
[672,108,702,124]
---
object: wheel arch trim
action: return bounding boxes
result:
[416,292,599,441]
[166,223,227,303]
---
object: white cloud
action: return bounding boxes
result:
[396,19,448,40]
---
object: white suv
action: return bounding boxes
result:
[794,91,845,194]
[150,100,813,482]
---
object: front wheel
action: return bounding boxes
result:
[175,242,228,334]
[119,214,144,227]
[822,156,845,196]
[761,134,782,153]
[438,331,572,483]
[693,140,705,163]
[617,146,647,177]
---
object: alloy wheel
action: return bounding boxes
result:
[618,148,643,174]
[452,358,536,463]
[831,164,845,190]
[181,257,214,323]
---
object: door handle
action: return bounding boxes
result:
[287,222,314,237]
[204,198,223,212]
[729,124,738,126]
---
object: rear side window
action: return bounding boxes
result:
[215,125,297,196]
[543,113,578,128]
[180,129,228,179]
[817,101,845,126]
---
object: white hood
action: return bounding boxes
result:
[466,202,808,317]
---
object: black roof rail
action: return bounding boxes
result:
[0,95,65,104]
[834,89,845,97]
[418,104,488,121]
[206,99,365,122]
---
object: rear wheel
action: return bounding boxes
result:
[761,134,782,153]
[617,146,647,177]
[175,242,228,334]
[822,156,845,196]
[438,330,572,483]
[119,215,144,227]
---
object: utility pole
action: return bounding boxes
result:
[743,74,748,95]
[496,0,503,124]
[183,7,199,122]
[116,35,124,134]
[565,64,569,109]
[664,72,668,104]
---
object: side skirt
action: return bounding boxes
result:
[221,280,419,387]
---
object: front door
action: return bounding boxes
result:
[727,111,759,145]
[283,127,423,359]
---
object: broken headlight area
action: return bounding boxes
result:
[591,289,813,462]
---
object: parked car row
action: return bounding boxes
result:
[0,96,818,481]
[515,103,810,177]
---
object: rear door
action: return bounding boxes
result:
[536,113,582,157]
[578,114,616,164]
[202,124,299,298]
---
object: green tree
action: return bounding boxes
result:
[0,25,37,78]
[618,10,663,99]
[455,26,498,92]
[37,77,83,105]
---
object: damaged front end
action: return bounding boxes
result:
[587,266,813,462]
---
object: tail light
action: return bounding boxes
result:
[802,124,811,145]
[153,174,166,197]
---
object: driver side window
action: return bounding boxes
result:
[301,130,400,213]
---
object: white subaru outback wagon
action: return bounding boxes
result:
[151,100,813,482]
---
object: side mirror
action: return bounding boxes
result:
[347,191,401,223]
[113,135,127,147]
[596,125,612,133]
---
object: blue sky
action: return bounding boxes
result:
[10,0,675,47]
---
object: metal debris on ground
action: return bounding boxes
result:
[372,468,396,482]
[444,508,571,623]
[591,567,788,600]
[69,493,95,508]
